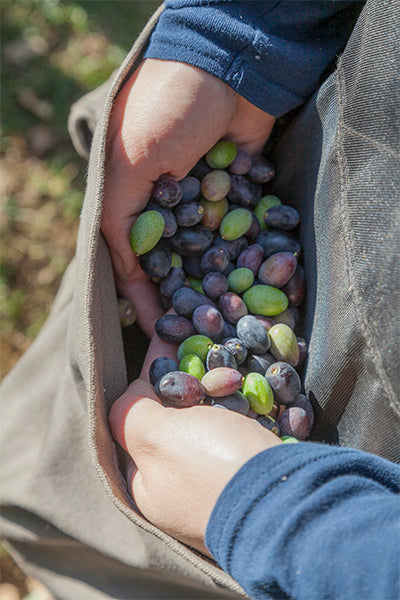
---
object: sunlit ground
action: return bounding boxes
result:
[1,0,159,377]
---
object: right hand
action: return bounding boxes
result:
[109,331,282,556]
[102,58,276,337]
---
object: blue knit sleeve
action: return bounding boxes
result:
[205,443,400,600]
[144,1,364,116]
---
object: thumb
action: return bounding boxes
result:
[108,378,164,454]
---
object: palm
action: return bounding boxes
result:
[102,59,275,337]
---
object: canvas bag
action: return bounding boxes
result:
[1,1,399,599]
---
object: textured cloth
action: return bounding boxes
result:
[270,0,400,460]
[145,0,363,116]
[206,443,400,599]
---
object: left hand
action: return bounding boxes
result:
[102,59,275,337]
[108,334,281,556]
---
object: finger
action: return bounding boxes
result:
[126,457,137,484]
[125,457,141,505]
[129,467,146,512]
[226,97,276,156]
[101,179,154,283]
[117,275,164,339]
[140,309,179,381]
[126,460,148,520]
[108,378,164,453]
[102,64,159,283]
[236,131,274,156]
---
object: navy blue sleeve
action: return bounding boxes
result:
[206,443,400,600]
[144,1,364,116]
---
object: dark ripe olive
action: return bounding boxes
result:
[258,252,297,288]
[227,175,262,207]
[158,292,172,311]
[222,261,236,277]
[206,344,237,370]
[149,357,179,386]
[178,175,201,203]
[202,272,229,299]
[190,157,212,179]
[192,305,225,341]
[247,156,275,184]
[245,213,261,241]
[252,315,276,333]
[211,391,249,415]
[278,406,311,440]
[236,244,264,275]
[264,205,300,231]
[181,256,203,279]
[219,292,248,324]
[257,414,280,435]
[256,230,301,258]
[214,236,248,260]
[228,149,252,175]
[140,240,171,278]
[174,201,204,227]
[159,267,186,298]
[265,361,301,406]
[282,264,306,307]
[274,307,299,330]
[201,245,230,274]
[239,352,275,377]
[292,393,315,428]
[296,337,308,370]
[168,226,213,257]
[155,371,206,407]
[151,177,183,208]
[222,320,237,340]
[223,337,248,366]
[236,315,270,354]
[155,314,196,343]
[172,287,215,318]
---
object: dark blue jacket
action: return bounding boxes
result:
[206,443,400,600]
[145,0,364,116]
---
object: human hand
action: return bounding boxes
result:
[108,334,282,557]
[102,58,276,337]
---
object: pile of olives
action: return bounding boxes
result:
[124,140,313,442]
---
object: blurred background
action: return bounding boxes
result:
[1,1,160,597]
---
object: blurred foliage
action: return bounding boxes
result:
[0,0,160,379]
